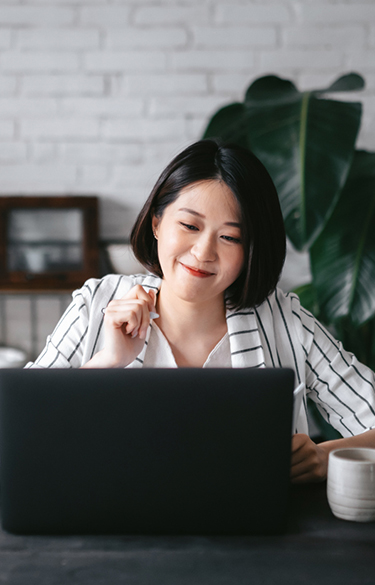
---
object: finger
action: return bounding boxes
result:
[122,284,156,309]
[291,470,318,484]
[106,297,150,316]
[135,286,158,316]
[148,289,157,308]
[291,433,309,453]
[114,297,153,340]
[291,448,310,467]
[144,289,159,320]
[291,437,317,467]
[291,461,326,483]
[292,433,313,452]
[103,287,158,338]
[121,287,159,333]
[290,458,313,479]
[121,300,150,339]
[290,445,327,483]
[106,286,157,316]
[122,287,158,331]
[138,301,152,340]
[104,300,145,335]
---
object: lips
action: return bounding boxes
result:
[180,263,214,278]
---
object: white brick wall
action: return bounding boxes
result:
[0,293,72,360]
[0,0,374,242]
[0,0,374,358]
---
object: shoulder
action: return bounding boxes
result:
[255,287,316,346]
[227,287,313,330]
[257,287,313,322]
[72,273,162,308]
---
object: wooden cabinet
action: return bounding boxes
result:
[0,196,99,291]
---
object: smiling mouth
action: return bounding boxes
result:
[180,263,214,278]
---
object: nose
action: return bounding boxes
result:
[191,232,217,262]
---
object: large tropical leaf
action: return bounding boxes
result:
[310,150,375,326]
[293,282,321,319]
[334,316,375,371]
[203,103,248,149]
[203,74,363,250]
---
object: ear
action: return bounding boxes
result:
[151,215,160,239]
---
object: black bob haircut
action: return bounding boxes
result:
[131,139,286,311]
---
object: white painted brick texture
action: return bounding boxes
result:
[0,0,374,243]
[5,0,373,350]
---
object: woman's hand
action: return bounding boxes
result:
[290,433,328,483]
[291,429,375,484]
[82,285,158,368]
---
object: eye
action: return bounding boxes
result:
[221,235,242,244]
[180,222,198,231]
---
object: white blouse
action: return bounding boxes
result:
[142,322,231,369]
[26,273,375,439]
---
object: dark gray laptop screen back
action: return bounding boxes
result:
[0,367,294,535]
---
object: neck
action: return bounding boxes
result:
[156,282,227,339]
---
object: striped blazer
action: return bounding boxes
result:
[28,273,375,438]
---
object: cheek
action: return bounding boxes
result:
[160,233,181,256]
[157,226,185,267]
[162,223,190,252]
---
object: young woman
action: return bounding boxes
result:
[27,139,375,483]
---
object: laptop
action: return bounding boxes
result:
[0,367,294,536]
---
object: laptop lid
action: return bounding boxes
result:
[0,367,294,535]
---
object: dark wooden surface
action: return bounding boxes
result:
[1,483,375,584]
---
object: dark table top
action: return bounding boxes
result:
[1,483,375,585]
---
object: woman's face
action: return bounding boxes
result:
[152,180,244,307]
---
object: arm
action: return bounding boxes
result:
[291,429,375,483]
[289,296,375,483]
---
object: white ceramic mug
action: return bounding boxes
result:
[327,448,375,522]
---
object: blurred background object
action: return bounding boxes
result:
[0,196,99,291]
[106,243,147,275]
[0,346,27,368]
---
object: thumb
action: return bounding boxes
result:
[148,289,157,309]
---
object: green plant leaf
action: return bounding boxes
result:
[317,72,365,93]
[202,74,363,251]
[334,316,375,370]
[310,150,375,326]
[243,75,362,250]
[293,282,320,318]
[202,103,248,149]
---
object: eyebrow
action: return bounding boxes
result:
[178,207,242,228]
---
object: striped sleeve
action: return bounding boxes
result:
[25,284,93,369]
[291,295,375,437]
